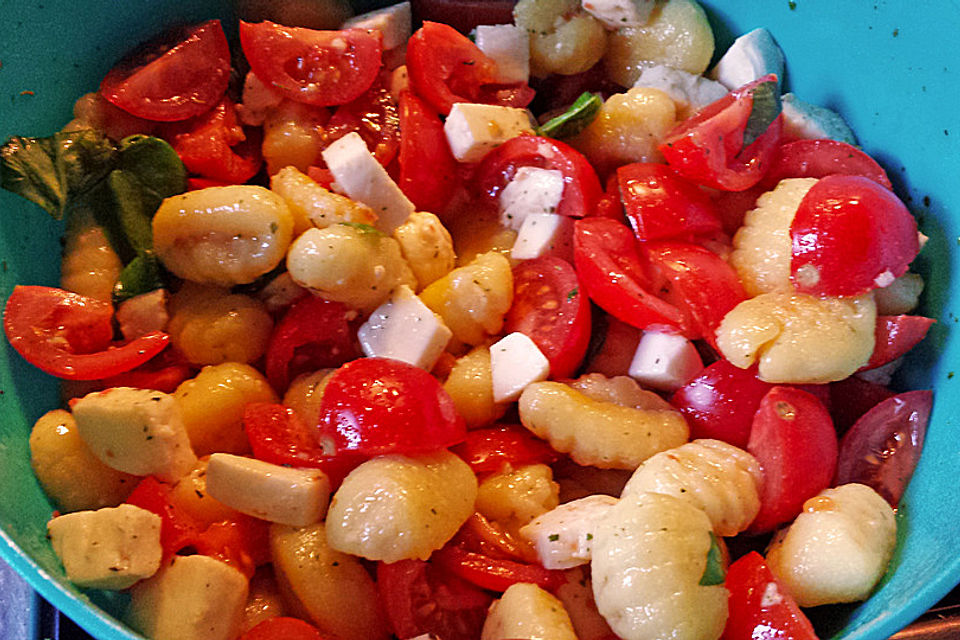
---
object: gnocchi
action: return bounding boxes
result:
[476,463,560,530]
[481,582,579,640]
[392,211,457,290]
[60,209,123,303]
[270,165,377,236]
[513,0,607,78]
[443,345,509,428]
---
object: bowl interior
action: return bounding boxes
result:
[1,2,958,639]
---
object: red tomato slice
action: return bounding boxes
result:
[100,362,192,394]
[241,617,327,640]
[125,476,199,559]
[450,425,560,475]
[660,75,783,191]
[377,559,493,640]
[835,390,933,507]
[790,174,920,297]
[194,514,271,579]
[861,315,935,371]
[452,513,535,562]
[100,20,231,122]
[829,376,897,436]
[721,552,817,640]
[406,22,535,115]
[504,257,590,379]
[265,295,359,393]
[318,358,466,456]
[475,135,603,218]
[432,545,566,593]
[670,360,772,449]
[324,76,401,167]
[240,22,383,107]
[573,218,689,333]
[398,91,461,213]
[617,163,722,241]
[747,386,838,533]
[3,285,169,381]
[594,174,627,223]
[761,138,893,191]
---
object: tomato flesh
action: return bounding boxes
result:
[617,162,722,241]
[125,476,199,560]
[450,425,560,475]
[398,91,461,213]
[324,76,401,167]
[721,552,817,640]
[432,545,566,593]
[241,617,326,640]
[761,139,893,190]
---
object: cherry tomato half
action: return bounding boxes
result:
[861,315,935,371]
[241,617,327,640]
[324,76,401,167]
[432,545,566,593]
[721,552,817,640]
[761,139,893,191]
[398,91,461,213]
[617,162,721,241]
[450,425,560,475]
[125,476,199,560]
[828,376,897,436]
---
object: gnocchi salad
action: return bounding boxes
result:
[0,1,936,639]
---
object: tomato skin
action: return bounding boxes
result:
[194,514,271,578]
[617,163,722,241]
[475,136,603,219]
[100,362,192,394]
[450,425,560,475]
[240,22,383,107]
[432,545,566,593]
[761,139,893,190]
[790,174,919,297]
[721,552,817,640]
[318,358,466,456]
[125,476,199,559]
[324,77,401,168]
[3,285,170,381]
[504,257,590,379]
[829,376,897,435]
[411,0,516,35]
[398,91,461,213]
[861,315,935,371]
[452,512,534,562]
[747,386,838,533]
[835,390,932,507]
[100,20,231,122]
[241,617,326,640]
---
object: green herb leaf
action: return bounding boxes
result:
[537,92,603,140]
[0,129,116,220]
[108,170,154,255]
[117,135,187,213]
[113,254,165,305]
[340,222,385,237]
[699,532,726,586]
[741,80,782,149]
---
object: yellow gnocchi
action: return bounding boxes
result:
[261,100,326,175]
[393,211,457,291]
[513,0,607,77]
[443,345,509,428]
[476,463,560,530]
[270,165,377,237]
[60,209,122,303]
[482,583,579,640]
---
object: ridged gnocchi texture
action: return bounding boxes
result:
[716,291,877,383]
[481,583,579,640]
[568,87,677,177]
[262,100,326,175]
[443,346,509,428]
[569,373,675,411]
[282,369,335,427]
[765,483,897,607]
[519,381,689,469]
[420,251,514,346]
[286,224,416,313]
[29,409,136,512]
[325,451,478,562]
[393,211,457,290]
[270,166,377,237]
[476,464,560,530]
[621,439,762,537]
[603,0,715,87]
[513,0,607,77]
[592,493,728,640]
[167,284,274,366]
[520,494,618,570]
[731,178,818,297]
[60,209,122,303]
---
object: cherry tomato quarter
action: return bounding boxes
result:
[324,76,401,167]
[829,376,897,436]
[861,315,935,371]
[450,425,560,475]
[398,91,461,213]
[721,552,817,640]
[617,163,722,241]
[125,476,199,559]
[762,139,893,191]
[432,544,566,593]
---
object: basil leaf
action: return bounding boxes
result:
[537,92,603,140]
[113,254,165,305]
[108,170,154,256]
[118,135,187,213]
[699,532,726,586]
[741,80,782,149]
[0,129,116,220]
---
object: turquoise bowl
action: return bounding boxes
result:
[1,2,958,638]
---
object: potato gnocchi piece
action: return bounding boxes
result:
[481,583,579,640]
[513,0,607,77]
[60,209,122,303]
[393,211,457,290]
[592,493,728,640]
[282,369,336,427]
[286,223,416,314]
[603,0,715,87]
[476,464,560,531]
[241,568,286,633]
[443,345,509,428]
[621,439,762,537]
[153,186,294,286]
[731,178,818,296]
[270,165,377,237]
[325,451,477,562]
[716,291,876,383]
[519,381,689,469]
[257,271,307,314]
[519,494,618,570]
[169,457,242,528]
[765,483,896,607]
[874,271,925,315]
[569,373,674,411]
[446,206,518,267]
[262,100,326,175]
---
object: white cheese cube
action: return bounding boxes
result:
[628,331,703,392]
[475,25,530,84]
[511,212,574,262]
[500,167,566,231]
[47,504,161,590]
[127,554,248,640]
[633,64,729,113]
[358,285,453,369]
[205,453,330,527]
[490,332,551,403]
[443,103,535,163]
[342,2,412,50]
[390,64,410,100]
[782,93,858,145]
[321,131,414,234]
[519,495,618,570]
[72,387,197,483]
[710,27,785,90]
[581,0,656,29]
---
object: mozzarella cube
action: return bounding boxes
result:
[475,25,530,84]
[358,285,453,369]
[490,332,551,403]
[633,65,729,114]
[511,212,574,262]
[444,103,535,163]
[205,453,330,527]
[342,2,411,50]
[127,555,248,640]
[581,0,656,29]
[710,27,785,90]
[628,331,703,392]
[782,93,858,145]
[321,131,414,233]
[47,504,162,590]
[72,387,196,482]
[519,495,618,570]
[500,167,566,231]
